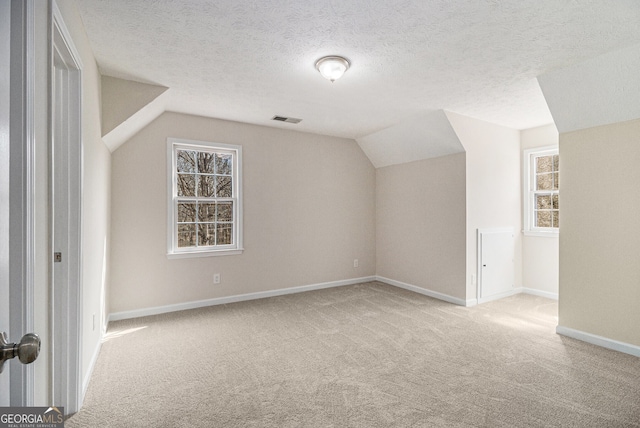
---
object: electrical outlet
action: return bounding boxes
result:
[471,274,476,285]
[92,314,96,331]
[353,259,359,268]
[213,273,221,284]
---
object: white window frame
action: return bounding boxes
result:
[167,138,243,258]
[523,145,559,237]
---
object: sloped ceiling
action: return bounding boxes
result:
[101,76,168,136]
[357,110,463,168]
[538,43,640,134]
[75,0,640,161]
[101,76,169,151]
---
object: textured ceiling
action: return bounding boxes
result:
[75,0,640,139]
[539,43,640,134]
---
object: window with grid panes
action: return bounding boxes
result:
[524,146,559,236]
[167,138,243,257]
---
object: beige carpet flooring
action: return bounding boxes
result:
[67,281,640,427]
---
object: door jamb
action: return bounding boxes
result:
[49,0,83,414]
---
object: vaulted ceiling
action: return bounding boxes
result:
[76,0,640,142]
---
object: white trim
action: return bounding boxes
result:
[166,248,244,259]
[51,2,82,69]
[82,336,102,397]
[477,287,521,304]
[107,277,560,323]
[523,231,559,238]
[522,287,558,300]
[556,325,640,358]
[523,145,559,235]
[50,1,83,414]
[375,276,474,307]
[109,276,376,321]
[166,138,243,258]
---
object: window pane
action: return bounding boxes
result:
[552,194,559,209]
[198,175,216,197]
[552,211,559,228]
[553,172,559,190]
[178,203,196,222]
[177,174,196,196]
[198,224,216,246]
[216,223,233,245]
[536,156,553,173]
[217,202,233,221]
[536,173,553,190]
[215,154,232,175]
[216,176,232,197]
[178,224,196,247]
[198,203,216,222]
[536,211,552,227]
[553,155,559,172]
[177,150,196,173]
[172,141,241,253]
[198,152,216,174]
[536,195,551,209]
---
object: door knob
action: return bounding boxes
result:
[0,332,41,374]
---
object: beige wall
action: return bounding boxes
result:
[520,124,559,297]
[559,118,640,347]
[55,0,112,398]
[110,112,375,313]
[446,112,522,301]
[101,76,167,136]
[375,153,467,299]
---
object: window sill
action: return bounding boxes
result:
[167,248,244,259]
[523,230,559,238]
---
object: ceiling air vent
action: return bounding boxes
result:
[272,115,302,124]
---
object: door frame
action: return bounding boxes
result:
[50,0,83,414]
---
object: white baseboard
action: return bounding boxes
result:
[108,275,557,323]
[107,276,637,360]
[556,325,640,358]
[109,276,376,321]
[81,335,103,404]
[522,287,558,300]
[477,287,558,304]
[477,287,522,304]
[375,276,473,307]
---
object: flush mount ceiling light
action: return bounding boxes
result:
[315,56,350,82]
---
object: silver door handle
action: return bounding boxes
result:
[0,331,41,373]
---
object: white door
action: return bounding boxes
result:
[1,1,39,406]
[0,0,12,406]
[478,228,515,303]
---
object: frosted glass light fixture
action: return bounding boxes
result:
[315,56,350,82]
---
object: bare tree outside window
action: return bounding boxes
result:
[175,148,235,248]
[524,146,559,236]
[533,154,559,228]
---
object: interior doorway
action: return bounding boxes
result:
[50,3,83,414]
